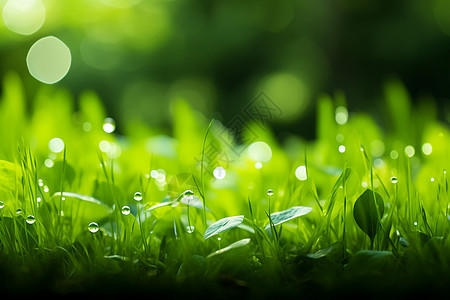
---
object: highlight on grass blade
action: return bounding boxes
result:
[203,215,244,239]
[264,206,313,230]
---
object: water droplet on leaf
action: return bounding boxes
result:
[88,222,99,233]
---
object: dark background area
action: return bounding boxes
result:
[1,0,449,139]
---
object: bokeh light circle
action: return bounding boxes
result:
[2,0,46,35]
[26,36,71,84]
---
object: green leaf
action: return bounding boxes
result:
[204,215,244,239]
[207,238,251,258]
[353,189,384,240]
[50,192,112,223]
[264,206,312,229]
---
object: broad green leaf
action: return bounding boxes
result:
[207,238,251,259]
[265,206,312,229]
[50,192,112,223]
[353,189,384,240]
[180,195,210,211]
[204,215,244,239]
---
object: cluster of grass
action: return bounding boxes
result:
[0,72,449,297]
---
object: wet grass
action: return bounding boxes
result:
[0,73,449,297]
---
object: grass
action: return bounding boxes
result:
[0,72,449,297]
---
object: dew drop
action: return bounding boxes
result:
[121,205,131,215]
[16,208,22,215]
[186,225,195,233]
[38,178,44,187]
[0,201,4,209]
[26,215,35,224]
[88,222,99,233]
[295,165,307,181]
[183,190,194,197]
[338,145,346,153]
[133,192,143,201]
[267,189,274,196]
[390,177,398,184]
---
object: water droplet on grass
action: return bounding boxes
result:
[186,225,195,233]
[295,165,307,181]
[16,208,22,215]
[338,145,346,153]
[88,222,99,233]
[134,192,143,201]
[183,190,194,197]
[121,206,131,215]
[0,201,4,209]
[267,189,274,196]
[390,177,398,184]
[26,215,35,224]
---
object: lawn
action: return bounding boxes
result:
[0,73,449,297]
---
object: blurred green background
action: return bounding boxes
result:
[1,0,450,139]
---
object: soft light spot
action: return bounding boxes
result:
[44,158,54,168]
[374,158,384,168]
[336,134,344,143]
[150,170,159,178]
[107,142,121,159]
[82,122,92,132]
[48,138,64,153]
[405,145,415,158]
[2,0,46,35]
[295,165,307,181]
[213,166,226,180]
[254,162,263,169]
[27,36,71,84]
[361,181,368,188]
[422,143,432,155]
[338,145,346,153]
[371,140,385,157]
[248,141,272,162]
[103,117,116,133]
[335,106,348,125]
[390,150,399,160]
[431,178,435,182]
[99,140,110,153]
